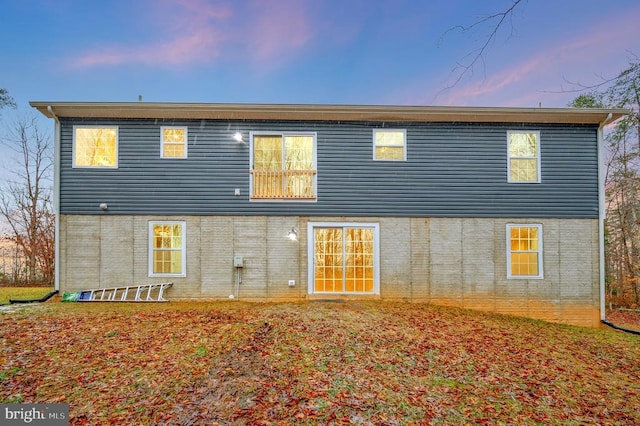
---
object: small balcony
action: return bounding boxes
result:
[251,169,317,200]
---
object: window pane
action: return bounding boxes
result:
[314,228,343,293]
[169,250,183,274]
[509,132,537,157]
[285,136,314,170]
[163,144,186,158]
[529,228,538,250]
[511,252,539,276]
[163,128,185,143]
[344,228,374,293]
[254,136,282,170]
[154,225,182,248]
[376,146,404,160]
[171,225,182,248]
[510,158,538,182]
[511,226,538,251]
[284,136,314,195]
[376,131,405,146]
[511,227,525,250]
[75,128,117,167]
[153,250,171,274]
[153,250,183,274]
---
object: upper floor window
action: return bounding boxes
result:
[149,221,186,277]
[161,126,187,158]
[508,131,540,183]
[73,126,118,168]
[507,224,543,279]
[373,129,406,161]
[250,132,317,200]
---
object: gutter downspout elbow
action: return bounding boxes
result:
[600,112,614,129]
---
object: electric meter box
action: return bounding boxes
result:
[233,256,244,268]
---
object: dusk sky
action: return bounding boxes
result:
[1,0,639,123]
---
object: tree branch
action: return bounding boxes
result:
[439,0,525,90]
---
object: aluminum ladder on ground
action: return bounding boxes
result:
[77,282,173,302]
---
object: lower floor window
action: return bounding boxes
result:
[309,223,379,294]
[149,221,186,277]
[507,224,543,279]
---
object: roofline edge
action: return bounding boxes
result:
[30,101,630,125]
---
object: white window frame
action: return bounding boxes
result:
[160,126,188,159]
[307,222,380,295]
[507,130,541,183]
[506,223,544,279]
[148,221,187,277]
[72,126,119,169]
[373,129,407,161]
[249,131,318,202]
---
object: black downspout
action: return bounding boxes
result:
[9,290,59,304]
[601,319,640,336]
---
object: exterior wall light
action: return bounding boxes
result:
[287,228,298,241]
[99,203,108,211]
[233,132,244,142]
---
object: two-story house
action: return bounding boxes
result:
[31,102,627,326]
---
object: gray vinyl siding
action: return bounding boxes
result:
[58,118,599,218]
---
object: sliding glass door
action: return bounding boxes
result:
[309,223,379,294]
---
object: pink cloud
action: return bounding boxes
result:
[172,0,233,20]
[69,0,231,69]
[432,53,555,106]
[70,30,226,68]
[243,0,313,62]
[68,0,314,70]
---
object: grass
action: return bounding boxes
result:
[0,286,54,304]
[1,300,639,424]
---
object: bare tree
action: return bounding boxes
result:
[440,0,525,88]
[570,61,640,307]
[0,115,54,285]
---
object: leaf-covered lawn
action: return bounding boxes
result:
[0,287,54,305]
[1,301,639,425]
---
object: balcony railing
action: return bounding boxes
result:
[251,169,317,199]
